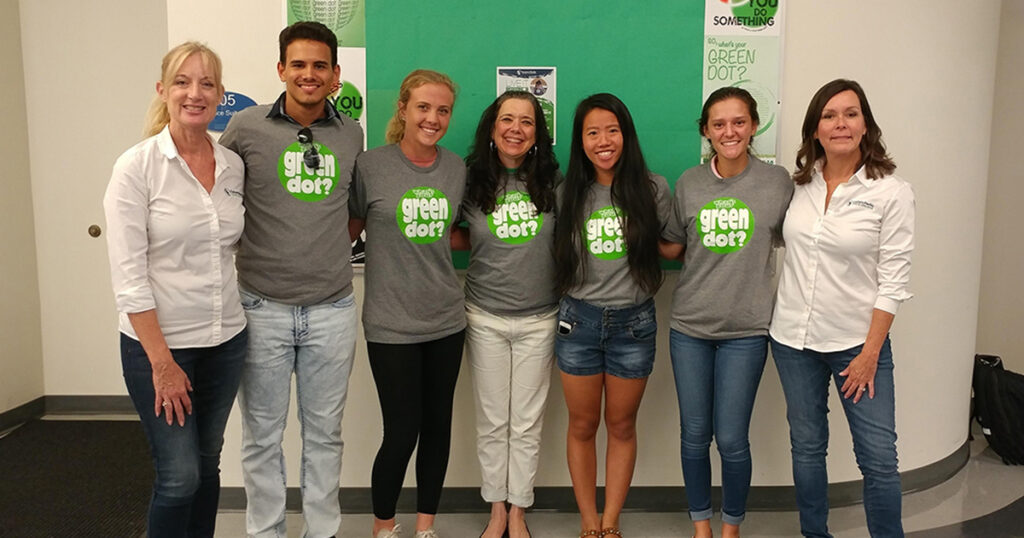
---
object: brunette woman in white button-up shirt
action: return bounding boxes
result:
[103,42,246,538]
[769,79,914,538]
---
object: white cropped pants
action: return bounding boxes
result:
[465,302,557,508]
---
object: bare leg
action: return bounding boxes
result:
[693,519,713,538]
[600,374,648,530]
[561,372,605,532]
[372,517,396,536]
[508,503,530,538]
[483,502,508,538]
[416,513,435,532]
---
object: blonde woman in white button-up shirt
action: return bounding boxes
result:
[103,42,246,538]
[769,79,914,538]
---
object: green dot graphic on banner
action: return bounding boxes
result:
[334,80,363,121]
[698,197,755,253]
[396,187,451,244]
[277,142,338,202]
[487,191,543,245]
[586,206,626,260]
[729,0,779,31]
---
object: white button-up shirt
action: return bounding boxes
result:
[103,126,246,348]
[769,163,914,352]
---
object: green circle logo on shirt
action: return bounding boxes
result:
[698,197,755,254]
[396,186,451,244]
[277,141,339,202]
[585,205,626,260]
[487,190,543,245]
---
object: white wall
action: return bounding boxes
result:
[977,0,1024,373]
[18,0,1004,491]
[775,0,1001,476]
[19,0,168,396]
[0,0,43,414]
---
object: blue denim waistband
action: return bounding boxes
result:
[563,295,655,323]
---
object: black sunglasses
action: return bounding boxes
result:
[297,127,321,169]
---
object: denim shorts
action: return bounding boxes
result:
[554,296,657,379]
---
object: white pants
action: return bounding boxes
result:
[465,302,557,508]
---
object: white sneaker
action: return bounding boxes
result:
[375,523,402,538]
[414,529,439,538]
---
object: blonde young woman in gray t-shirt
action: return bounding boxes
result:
[350,70,466,538]
[454,91,560,538]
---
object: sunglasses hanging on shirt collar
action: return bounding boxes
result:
[297,127,321,169]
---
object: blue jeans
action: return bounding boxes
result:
[237,289,358,538]
[121,329,247,538]
[669,330,766,525]
[555,296,657,379]
[770,338,903,538]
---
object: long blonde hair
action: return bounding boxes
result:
[384,69,457,144]
[143,42,224,137]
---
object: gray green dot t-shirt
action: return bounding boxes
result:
[350,144,467,343]
[569,173,673,307]
[663,157,793,338]
[461,171,559,315]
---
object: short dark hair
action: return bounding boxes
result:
[698,86,760,158]
[279,21,338,66]
[794,79,895,185]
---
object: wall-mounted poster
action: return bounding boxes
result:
[497,67,556,145]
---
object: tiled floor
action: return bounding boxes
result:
[213,434,1024,537]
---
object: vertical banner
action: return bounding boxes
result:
[287,0,368,149]
[702,0,783,163]
[497,67,557,145]
[286,0,368,264]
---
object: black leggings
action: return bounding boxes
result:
[368,330,465,519]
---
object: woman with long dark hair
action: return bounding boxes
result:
[459,90,560,538]
[663,86,793,538]
[553,93,673,538]
[771,79,914,537]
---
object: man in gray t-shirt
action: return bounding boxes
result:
[218,22,362,538]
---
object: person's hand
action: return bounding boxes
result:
[151,358,193,426]
[839,350,878,404]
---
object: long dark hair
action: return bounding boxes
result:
[794,79,895,185]
[465,91,558,213]
[554,93,663,297]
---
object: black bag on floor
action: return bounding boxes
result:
[972,354,1024,465]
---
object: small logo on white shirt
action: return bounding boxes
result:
[848,200,874,210]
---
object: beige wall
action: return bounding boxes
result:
[14,0,1009,491]
[977,0,1024,373]
[19,0,168,396]
[0,0,43,414]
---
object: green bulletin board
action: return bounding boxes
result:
[364,1,706,267]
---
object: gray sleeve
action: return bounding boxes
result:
[774,167,795,246]
[663,173,687,244]
[652,173,673,235]
[349,157,368,219]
